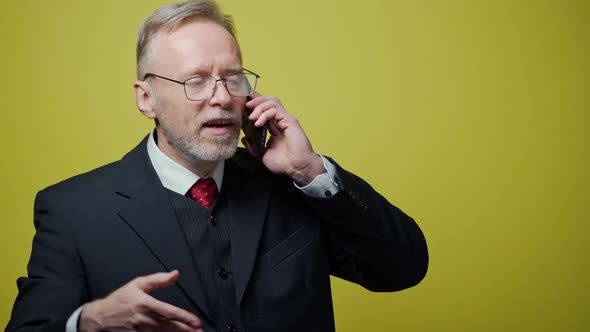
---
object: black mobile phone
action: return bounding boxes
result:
[242,97,267,158]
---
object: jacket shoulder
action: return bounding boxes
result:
[40,136,150,198]
[40,160,123,198]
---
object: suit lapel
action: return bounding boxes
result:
[224,157,271,306]
[114,139,212,322]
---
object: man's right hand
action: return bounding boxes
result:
[79,270,203,332]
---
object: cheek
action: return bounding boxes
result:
[233,97,247,114]
[162,101,203,124]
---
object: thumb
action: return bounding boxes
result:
[133,270,179,293]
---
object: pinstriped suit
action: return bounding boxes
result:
[7,136,428,332]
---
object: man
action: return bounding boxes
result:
[7,1,428,331]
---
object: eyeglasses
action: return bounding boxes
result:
[143,68,260,101]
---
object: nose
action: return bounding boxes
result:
[208,80,232,108]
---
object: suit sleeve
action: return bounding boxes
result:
[6,189,89,332]
[304,159,429,292]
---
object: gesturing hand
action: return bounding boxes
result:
[242,92,326,186]
[80,270,203,332]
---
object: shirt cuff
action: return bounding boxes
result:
[65,304,85,332]
[294,155,341,198]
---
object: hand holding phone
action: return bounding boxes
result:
[242,97,268,158]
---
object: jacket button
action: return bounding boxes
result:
[210,215,217,225]
[217,267,228,279]
[227,323,238,332]
[324,190,332,197]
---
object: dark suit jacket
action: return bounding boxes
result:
[7,137,428,332]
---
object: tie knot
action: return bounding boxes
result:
[188,178,218,210]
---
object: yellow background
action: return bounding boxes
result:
[1,0,588,330]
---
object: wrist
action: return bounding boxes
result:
[79,300,103,332]
[291,154,326,186]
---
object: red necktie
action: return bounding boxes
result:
[188,178,218,210]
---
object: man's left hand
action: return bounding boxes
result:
[242,92,326,186]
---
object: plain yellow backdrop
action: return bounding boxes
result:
[1,0,588,331]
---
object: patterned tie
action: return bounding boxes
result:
[188,178,218,210]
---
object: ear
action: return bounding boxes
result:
[134,80,157,119]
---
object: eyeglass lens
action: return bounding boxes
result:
[185,73,257,100]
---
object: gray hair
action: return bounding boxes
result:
[136,0,238,79]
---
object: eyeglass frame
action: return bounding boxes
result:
[142,68,260,101]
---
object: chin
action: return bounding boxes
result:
[186,136,239,162]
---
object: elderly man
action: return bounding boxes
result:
[7,1,428,331]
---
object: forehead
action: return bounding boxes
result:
[150,20,242,76]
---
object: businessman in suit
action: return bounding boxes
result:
[7,1,428,331]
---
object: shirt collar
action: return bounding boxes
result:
[146,130,224,195]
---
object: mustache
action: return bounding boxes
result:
[199,108,242,125]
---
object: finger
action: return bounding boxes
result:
[155,316,204,332]
[258,106,295,134]
[248,91,262,99]
[245,92,265,109]
[249,98,282,121]
[266,118,282,136]
[130,314,160,330]
[145,296,202,329]
[253,103,281,127]
[134,270,179,293]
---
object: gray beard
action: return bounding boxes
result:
[152,88,240,163]
[161,124,239,163]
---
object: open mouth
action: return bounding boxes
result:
[203,119,234,128]
[202,118,236,135]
